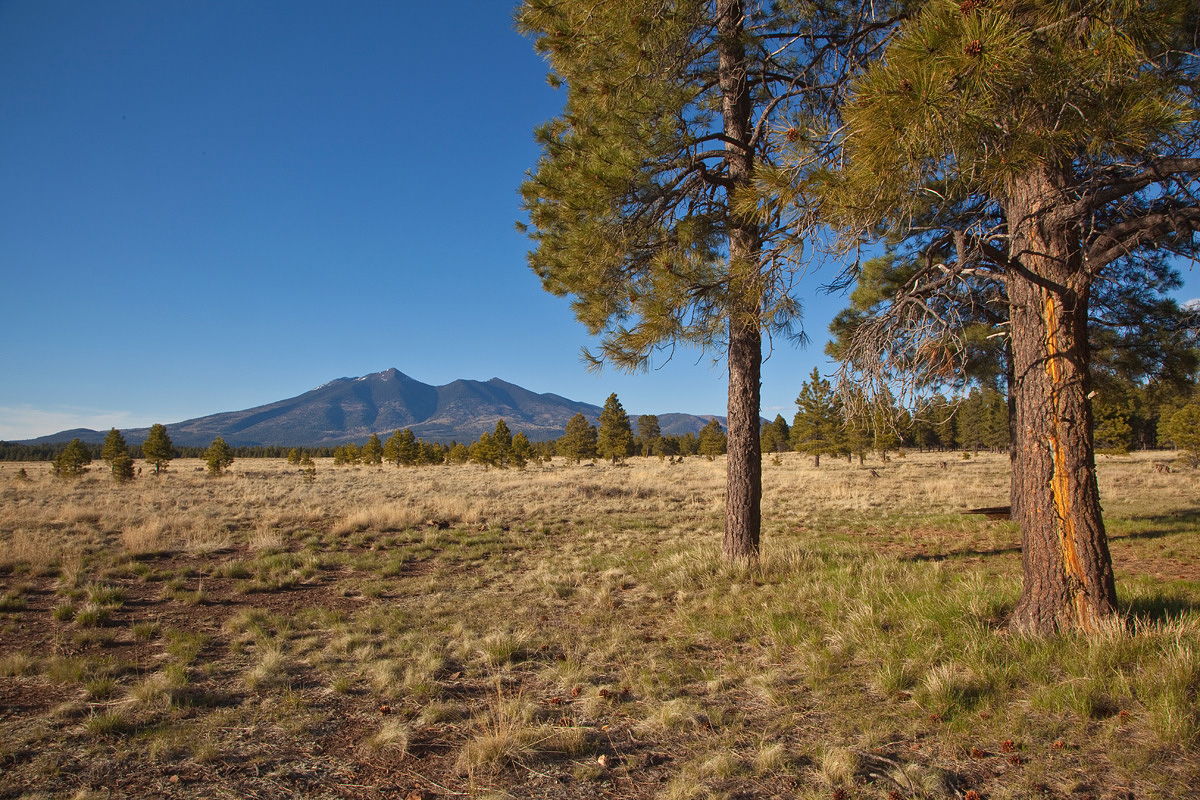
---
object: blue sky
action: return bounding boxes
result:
[1,2,1197,441]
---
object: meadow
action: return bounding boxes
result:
[0,450,1197,799]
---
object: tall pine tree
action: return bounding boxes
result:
[519,0,900,560]
[790,368,843,467]
[597,394,634,464]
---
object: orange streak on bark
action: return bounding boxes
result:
[1042,289,1096,632]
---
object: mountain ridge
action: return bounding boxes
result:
[14,369,728,448]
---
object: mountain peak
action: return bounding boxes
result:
[18,369,724,447]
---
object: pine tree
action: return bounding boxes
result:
[111,452,135,483]
[760,414,790,455]
[287,448,301,465]
[790,368,842,467]
[385,429,419,466]
[1166,404,1200,468]
[362,433,384,466]
[1093,402,1133,455]
[559,412,598,464]
[470,432,499,469]
[492,420,514,467]
[511,432,534,469]
[52,438,92,478]
[636,413,661,457]
[825,0,1200,634]
[698,419,727,459]
[447,442,470,464]
[101,428,128,467]
[518,0,898,561]
[204,437,235,477]
[101,428,134,482]
[597,394,634,464]
[143,424,173,475]
[300,453,316,483]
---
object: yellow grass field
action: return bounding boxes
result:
[0,450,1197,799]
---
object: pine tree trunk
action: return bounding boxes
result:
[718,0,762,562]
[725,318,762,561]
[1005,166,1117,635]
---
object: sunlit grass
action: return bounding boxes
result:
[0,452,1197,798]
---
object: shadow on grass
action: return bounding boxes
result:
[1107,507,1200,542]
[1122,591,1200,624]
[902,507,1200,564]
[903,544,1020,563]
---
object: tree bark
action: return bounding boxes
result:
[718,0,763,562]
[1005,165,1117,635]
[725,317,762,561]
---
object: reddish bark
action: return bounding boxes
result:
[1004,165,1118,634]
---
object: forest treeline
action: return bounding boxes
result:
[8,371,1199,470]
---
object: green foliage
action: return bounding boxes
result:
[1093,402,1134,455]
[492,420,514,467]
[470,432,499,469]
[911,395,959,452]
[419,440,445,466]
[510,432,533,469]
[143,424,173,475]
[698,419,727,460]
[287,448,301,465]
[361,434,384,466]
[559,412,598,464]
[299,454,316,483]
[835,0,1199,226]
[597,394,633,464]
[100,428,127,466]
[100,428,134,483]
[384,429,419,467]
[759,414,790,455]
[956,388,1009,454]
[790,368,843,466]
[463,422,528,470]
[518,0,897,556]
[1166,404,1200,467]
[52,439,92,478]
[204,437,235,476]
[636,413,661,457]
[111,452,135,483]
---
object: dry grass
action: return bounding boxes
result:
[0,452,1198,799]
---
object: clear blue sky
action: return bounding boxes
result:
[2,2,1197,441]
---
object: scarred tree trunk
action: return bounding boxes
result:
[1005,165,1117,635]
[718,0,763,561]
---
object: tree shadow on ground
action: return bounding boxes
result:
[902,507,1200,564]
[1122,591,1200,624]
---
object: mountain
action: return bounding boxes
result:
[17,369,728,447]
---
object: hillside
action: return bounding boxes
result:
[17,369,727,447]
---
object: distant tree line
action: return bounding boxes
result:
[782,366,1200,465]
[9,368,1198,473]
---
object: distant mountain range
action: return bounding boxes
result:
[17,368,725,447]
